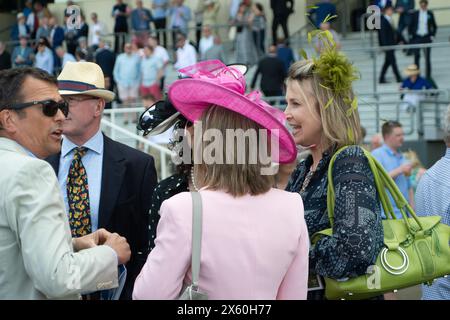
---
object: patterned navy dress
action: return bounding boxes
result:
[148,173,189,251]
[286,145,384,300]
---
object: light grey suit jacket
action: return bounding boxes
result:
[0,137,118,299]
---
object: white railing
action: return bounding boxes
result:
[101,116,173,180]
[103,106,145,140]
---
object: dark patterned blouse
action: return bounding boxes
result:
[286,145,384,298]
[148,173,189,251]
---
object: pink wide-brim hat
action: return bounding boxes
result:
[168,60,296,164]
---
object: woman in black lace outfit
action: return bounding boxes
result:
[284,59,384,300]
[137,99,195,251]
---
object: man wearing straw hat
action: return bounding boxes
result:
[400,64,432,112]
[0,67,131,299]
[46,61,158,299]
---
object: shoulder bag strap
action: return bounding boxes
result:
[326,145,398,227]
[190,191,203,289]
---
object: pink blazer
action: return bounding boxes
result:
[133,188,309,300]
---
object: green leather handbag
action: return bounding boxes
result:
[312,146,450,300]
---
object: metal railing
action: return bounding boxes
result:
[99,91,447,180]
[349,41,450,96]
[262,89,449,140]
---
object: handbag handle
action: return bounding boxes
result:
[190,191,203,289]
[369,153,425,231]
[327,146,425,233]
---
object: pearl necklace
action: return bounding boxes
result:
[190,166,199,191]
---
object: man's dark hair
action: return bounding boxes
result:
[176,31,187,41]
[0,67,57,111]
[383,4,394,13]
[381,120,402,138]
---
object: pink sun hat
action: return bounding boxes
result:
[168,60,296,164]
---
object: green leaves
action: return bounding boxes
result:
[313,47,359,96]
[306,5,319,15]
[323,30,335,47]
[323,13,338,24]
[301,10,359,116]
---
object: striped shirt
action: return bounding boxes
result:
[415,148,450,300]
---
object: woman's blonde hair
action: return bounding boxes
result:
[194,105,274,197]
[403,150,424,169]
[286,59,362,150]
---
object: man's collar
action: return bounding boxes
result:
[382,143,399,156]
[61,129,103,157]
[0,137,35,157]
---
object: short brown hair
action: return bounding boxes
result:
[0,67,57,112]
[194,106,274,197]
[381,120,402,138]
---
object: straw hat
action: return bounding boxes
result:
[404,64,421,77]
[168,60,296,164]
[57,61,115,102]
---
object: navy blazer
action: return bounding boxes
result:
[46,134,158,299]
[378,15,400,46]
[51,26,65,48]
[270,0,294,16]
[95,48,116,79]
[409,10,437,38]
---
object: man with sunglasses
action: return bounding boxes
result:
[0,67,131,299]
[46,61,157,300]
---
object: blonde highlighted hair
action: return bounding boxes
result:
[286,59,362,150]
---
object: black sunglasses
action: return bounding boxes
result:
[8,99,69,117]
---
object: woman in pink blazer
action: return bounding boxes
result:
[133,61,309,300]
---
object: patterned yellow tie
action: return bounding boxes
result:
[67,147,92,237]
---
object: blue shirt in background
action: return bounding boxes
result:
[113,53,141,87]
[415,148,450,300]
[168,5,191,34]
[140,55,163,86]
[401,76,432,90]
[372,144,412,218]
[152,0,168,20]
[131,8,153,31]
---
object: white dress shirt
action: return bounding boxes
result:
[174,42,197,71]
[199,35,214,60]
[89,21,108,47]
[153,45,170,77]
[417,10,429,36]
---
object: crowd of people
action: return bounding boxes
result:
[0,0,449,302]
[375,0,437,85]
[0,0,304,110]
